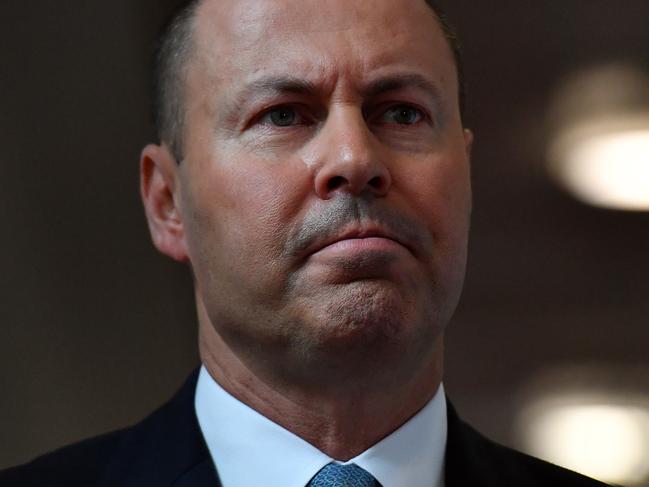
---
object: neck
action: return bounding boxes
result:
[198,316,444,460]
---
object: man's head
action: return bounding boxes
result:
[152,0,466,162]
[141,0,472,394]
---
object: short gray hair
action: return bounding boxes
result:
[151,0,201,161]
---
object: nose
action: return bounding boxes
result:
[312,108,392,199]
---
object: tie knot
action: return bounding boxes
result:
[307,463,380,487]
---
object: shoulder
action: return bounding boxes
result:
[445,401,612,487]
[0,428,126,486]
[0,369,213,487]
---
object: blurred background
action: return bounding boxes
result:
[2,1,648,485]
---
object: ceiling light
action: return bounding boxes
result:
[547,64,649,211]
[549,121,649,210]
[519,398,649,485]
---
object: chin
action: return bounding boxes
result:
[278,280,446,386]
[307,280,424,348]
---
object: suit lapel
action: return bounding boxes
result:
[445,400,500,487]
[100,368,221,487]
[170,458,222,487]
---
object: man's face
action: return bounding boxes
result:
[172,0,471,382]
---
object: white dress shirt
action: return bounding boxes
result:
[195,366,446,487]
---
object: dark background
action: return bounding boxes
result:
[2,0,648,474]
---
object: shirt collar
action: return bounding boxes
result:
[195,365,447,487]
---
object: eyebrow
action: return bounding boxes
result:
[234,73,441,100]
[362,73,444,105]
[243,76,317,97]
[222,72,444,123]
[218,76,317,127]
[224,76,317,116]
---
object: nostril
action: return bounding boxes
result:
[327,176,346,192]
[368,176,384,189]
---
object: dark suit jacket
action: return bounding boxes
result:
[1,369,611,486]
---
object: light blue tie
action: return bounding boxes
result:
[307,463,381,487]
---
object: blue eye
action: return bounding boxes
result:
[382,105,424,125]
[266,106,299,127]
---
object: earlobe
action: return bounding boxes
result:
[140,144,189,263]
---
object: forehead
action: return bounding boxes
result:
[190,0,456,100]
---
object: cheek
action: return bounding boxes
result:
[184,154,312,279]
[399,150,471,291]
[403,152,471,237]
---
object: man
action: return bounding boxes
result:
[1,0,610,486]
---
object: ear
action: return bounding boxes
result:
[463,128,474,159]
[140,144,189,263]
